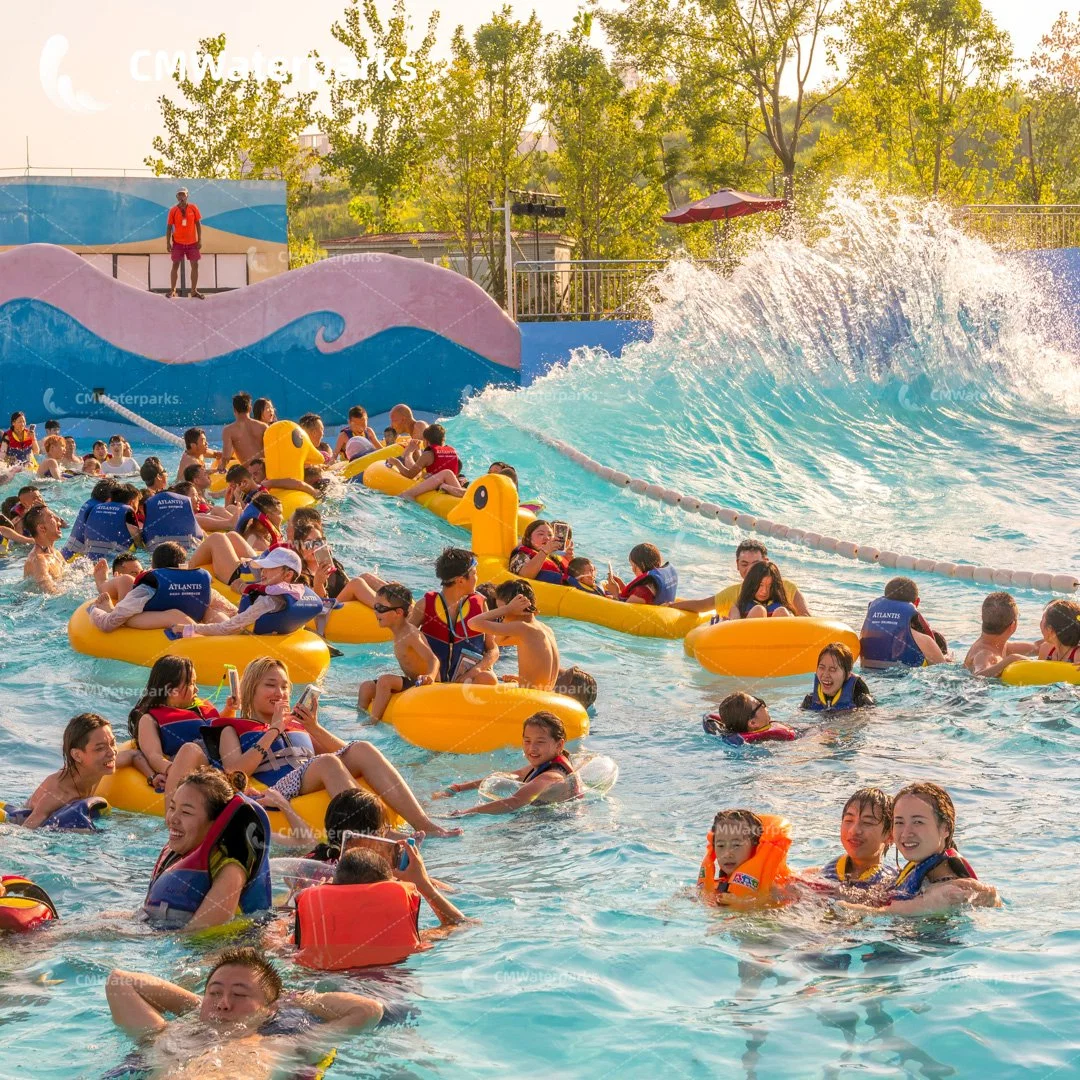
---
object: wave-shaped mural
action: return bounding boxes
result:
[0,244,520,425]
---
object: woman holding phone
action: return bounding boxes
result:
[509,519,576,585]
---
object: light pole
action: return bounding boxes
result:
[489,190,514,320]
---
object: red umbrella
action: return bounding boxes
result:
[662,188,786,224]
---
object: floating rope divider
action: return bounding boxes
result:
[96,393,186,449]
[520,426,1078,595]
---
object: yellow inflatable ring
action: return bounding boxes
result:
[1001,659,1080,686]
[446,474,705,639]
[380,683,589,753]
[96,743,403,837]
[263,421,327,519]
[67,601,331,684]
[684,617,860,678]
[341,443,402,480]
[362,459,535,537]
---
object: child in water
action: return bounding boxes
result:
[703,692,798,743]
[1037,599,1080,663]
[357,582,439,720]
[697,808,792,906]
[801,643,875,711]
[727,560,794,620]
[804,787,897,894]
[436,712,582,815]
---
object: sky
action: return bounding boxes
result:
[0,0,1068,173]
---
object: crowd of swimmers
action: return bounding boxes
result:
[1,393,1072,1074]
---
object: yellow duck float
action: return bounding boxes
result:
[446,473,705,639]
[263,420,326,519]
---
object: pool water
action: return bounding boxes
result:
[3,190,1080,1078]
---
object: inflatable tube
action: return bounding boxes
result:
[95,742,404,837]
[67,601,331,684]
[362,459,536,537]
[0,875,59,932]
[446,474,705,639]
[0,796,109,830]
[1001,659,1080,687]
[478,751,618,802]
[342,443,402,480]
[684,617,860,678]
[263,421,326,519]
[379,683,589,753]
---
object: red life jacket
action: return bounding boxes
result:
[3,429,34,452]
[510,544,569,585]
[420,590,486,682]
[148,699,219,757]
[428,444,460,477]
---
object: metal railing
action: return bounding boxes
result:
[958,205,1080,251]
[513,258,726,321]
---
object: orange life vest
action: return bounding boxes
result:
[697,814,793,903]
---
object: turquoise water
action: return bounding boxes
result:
[3,191,1080,1077]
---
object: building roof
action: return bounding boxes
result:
[323,230,573,247]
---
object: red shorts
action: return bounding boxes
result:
[170,242,201,263]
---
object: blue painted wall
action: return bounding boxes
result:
[520,321,653,384]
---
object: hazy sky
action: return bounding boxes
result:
[1,0,1068,173]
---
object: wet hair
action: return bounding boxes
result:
[302,465,325,486]
[129,655,197,742]
[9,411,25,426]
[178,765,245,819]
[60,713,112,778]
[183,463,205,484]
[333,849,392,885]
[348,405,367,421]
[18,485,40,498]
[629,543,662,573]
[22,505,53,539]
[232,392,252,414]
[92,440,108,454]
[252,398,273,422]
[423,423,446,446]
[248,456,265,473]
[489,461,518,488]
[150,541,186,569]
[842,787,893,834]
[290,505,322,530]
[111,483,140,507]
[383,427,396,443]
[172,481,198,499]
[183,427,205,451]
[140,460,166,486]
[709,691,764,734]
[205,947,282,1003]
[43,435,63,455]
[817,642,854,678]
[884,577,919,604]
[44,419,60,431]
[91,478,118,503]
[375,581,413,610]
[555,666,597,709]
[981,592,1018,635]
[710,808,764,846]
[226,464,251,484]
[495,578,536,607]
[523,710,566,742]
[313,788,385,862]
[522,520,551,548]
[735,539,768,561]
[239,657,289,720]
[736,560,792,615]
[476,582,498,610]
[298,413,323,435]
[435,546,476,585]
[893,781,956,848]
[1042,599,1080,648]
[568,557,594,578]
[112,554,140,573]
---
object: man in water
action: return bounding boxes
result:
[220,391,269,467]
[389,403,427,442]
[672,538,810,617]
[106,947,382,1079]
[22,505,66,593]
[963,591,1038,677]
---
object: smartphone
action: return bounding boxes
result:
[226,664,240,700]
[607,560,615,579]
[552,521,571,547]
[312,540,334,569]
[295,685,320,713]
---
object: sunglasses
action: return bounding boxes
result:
[751,697,767,716]
[373,603,408,614]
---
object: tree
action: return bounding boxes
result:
[319,0,442,229]
[144,35,320,266]
[836,0,1015,199]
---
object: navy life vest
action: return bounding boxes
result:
[143,794,271,929]
[83,502,137,559]
[523,752,575,783]
[804,673,859,712]
[1,796,109,831]
[142,490,203,551]
[820,855,897,889]
[889,849,977,901]
[147,699,219,757]
[237,584,323,635]
[860,598,928,669]
[134,567,212,621]
[621,563,678,605]
[62,497,101,558]
[236,502,281,543]
[206,715,315,786]
[420,590,486,682]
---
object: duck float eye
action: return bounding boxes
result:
[291,429,303,449]
[473,484,488,510]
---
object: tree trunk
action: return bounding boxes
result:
[932,30,949,197]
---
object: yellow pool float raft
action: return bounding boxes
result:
[1002,660,1080,687]
[445,473,705,639]
[378,683,589,753]
[67,602,331,684]
[341,443,403,480]
[684,617,861,678]
[263,421,325,519]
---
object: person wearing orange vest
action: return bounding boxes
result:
[166,187,204,299]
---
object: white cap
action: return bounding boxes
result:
[177,187,189,196]
[251,546,302,573]
[346,435,375,460]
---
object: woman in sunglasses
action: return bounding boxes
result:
[702,692,798,744]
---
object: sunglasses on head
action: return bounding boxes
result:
[373,603,408,614]
[751,697,767,715]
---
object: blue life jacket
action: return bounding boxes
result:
[804,673,859,712]
[820,855,897,889]
[83,502,137,559]
[523,752,575,783]
[136,567,212,621]
[62,497,101,558]
[889,849,976,901]
[142,491,203,551]
[622,563,679,605]
[737,598,788,617]
[206,716,315,785]
[142,795,271,929]
[860,598,927,669]
[146,700,218,757]
[236,502,262,531]
[237,585,323,635]
[1,796,109,830]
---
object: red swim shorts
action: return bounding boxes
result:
[170,242,201,263]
